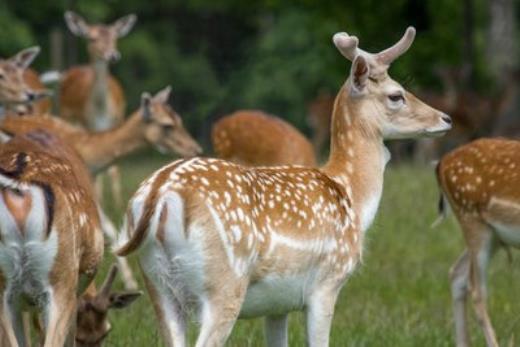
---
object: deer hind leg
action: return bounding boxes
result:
[42,286,77,347]
[141,271,187,347]
[194,280,248,347]
[0,294,22,347]
[450,250,471,347]
[306,283,341,347]
[265,314,288,347]
[466,221,499,347]
[108,165,123,210]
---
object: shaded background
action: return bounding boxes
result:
[0,0,519,158]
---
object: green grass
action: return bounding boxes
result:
[96,155,520,346]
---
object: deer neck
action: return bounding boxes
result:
[83,112,146,173]
[322,85,390,233]
[87,59,111,131]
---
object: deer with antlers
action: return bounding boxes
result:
[435,138,520,347]
[212,110,316,167]
[115,26,451,346]
[0,47,51,118]
[0,129,104,347]
[0,86,202,291]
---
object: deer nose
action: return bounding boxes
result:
[441,114,452,125]
[107,51,121,62]
[26,91,36,101]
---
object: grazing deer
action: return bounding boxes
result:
[306,92,335,156]
[435,138,520,347]
[60,11,135,130]
[0,47,51,117]
[0,130,104,347]
[115,26,451,346]
[0,86,202,291]
[212,110,316,167]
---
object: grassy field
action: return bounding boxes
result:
[96,153,520,346]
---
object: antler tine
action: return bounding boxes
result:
[376,26,416,65]
[100,264,119,297]
[333,32,361,61]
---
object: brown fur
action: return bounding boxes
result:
[212,110,316,167]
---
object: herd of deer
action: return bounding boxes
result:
[0,9,516,347]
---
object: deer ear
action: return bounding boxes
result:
[112,14,137,38]
[350,55,369,94]
[11,47,40,69]
[64,11,90,38]
[108,291,142,309]
[141,92,152,121]
[153,86,172,104]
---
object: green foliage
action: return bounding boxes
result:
[0,0,501,139]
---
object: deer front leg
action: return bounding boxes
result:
[450,250,471,347]
[108,165,123,211]
[194,280,248,347]
[306,284,341,347]
[265,314,288,347]
[0,294,20,347]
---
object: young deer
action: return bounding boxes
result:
[212,110,317,167]
[0,130,104,347]
[115,26,451,346]
[74,264,141,347]
[61,11,136,130]
[0,87,201,290]
[435,138,520,347]
[0,47,51,117]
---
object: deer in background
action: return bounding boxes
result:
[115,26,451,346]
[212,110,316,167]
[0,130,104,346]
[414,65,517,163]
[435,138,520,347]
[0,86,202,291]
[61,11,137,210]
[0,47,51,117]
[306,91,335,157]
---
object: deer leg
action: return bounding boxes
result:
[42,287,77,347]
[194,280,247,347]
[0,294,20,347]
[467,224,498,347]
[108,165,123,210]
[99,209,138,290]
[450,250,471,347]
[141,272,187,347]
[306,284,340,347]
[95,173,105,204]
[265,314,288,347]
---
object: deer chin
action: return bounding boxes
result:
[424,124,452,137]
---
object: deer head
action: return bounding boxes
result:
[75,265,142,347]
[333,27,452,139]
[65,11,137,63]
[140,86,203,157]
[0,47,51,106]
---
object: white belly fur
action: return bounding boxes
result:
[491,221,520,248]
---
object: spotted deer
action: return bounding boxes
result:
[115,26,451,346]
[0,130,104,347]
[212,110,316,167]
[0,47,51,117]
[435,138,520,347]
[0,86,202,291]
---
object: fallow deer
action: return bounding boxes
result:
[0,47,51,117]
[435,138,520,347]
[306,92,335,156]
[60,11,135,130]
[212,110,316,167]
[115,26,451,346]
[0,130,104,347]
[0,86,202,291]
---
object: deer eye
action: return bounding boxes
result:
[0,73,5,80]
[162,124,174,131]
[388,94,404,103]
